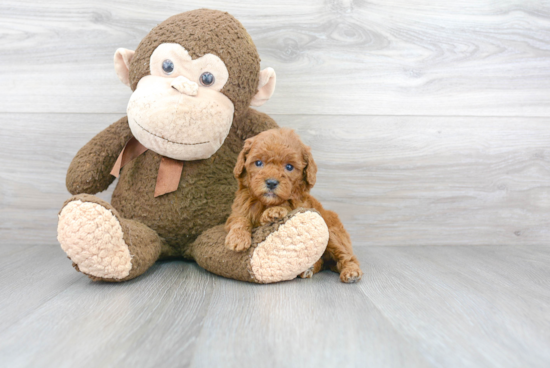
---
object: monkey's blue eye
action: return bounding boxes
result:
[285,164,294,171]
[200,72,215,86]
[255,160,263,167]
[162,60,174,74]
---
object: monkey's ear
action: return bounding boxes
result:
[250,68,276,107]
[234,137,255,178]
[303,147,317,190]
[114,48,135,87]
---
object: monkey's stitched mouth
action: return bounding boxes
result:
[133,119,209,146]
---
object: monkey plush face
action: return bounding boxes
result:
[113,9,276,160]
[126,43,234,160]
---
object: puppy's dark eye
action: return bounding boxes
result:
[162,60,174,74]
[255,160,263,167]
[200,72,215,86]
[285,164,294,171]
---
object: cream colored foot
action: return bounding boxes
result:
[249,211,329,283]
[57,200,132,280]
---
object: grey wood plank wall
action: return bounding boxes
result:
[1,0,549,246]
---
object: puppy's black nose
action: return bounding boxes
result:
[265,179,279,190]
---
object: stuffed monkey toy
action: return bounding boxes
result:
[57,9,329,283]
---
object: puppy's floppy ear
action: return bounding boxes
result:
[303,146,317,190]
[234,137,255,178]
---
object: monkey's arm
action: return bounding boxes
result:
[237,108,279,140]
[66,116,133,195]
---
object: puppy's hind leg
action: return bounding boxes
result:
[326,227,363,283]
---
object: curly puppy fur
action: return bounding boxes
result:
[224,128,363,283]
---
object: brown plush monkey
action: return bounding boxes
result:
[57,9,329,283]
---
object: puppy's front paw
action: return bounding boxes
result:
[225,228,252,252]
[340,267,363,283]
[260,207,289,225]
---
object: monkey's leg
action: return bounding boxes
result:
[57,194,163,282]
[187,208,329,283]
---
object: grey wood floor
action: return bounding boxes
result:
[0,244,549,368]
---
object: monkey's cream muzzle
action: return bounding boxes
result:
[127,75,234,161]
[170,76,198,96]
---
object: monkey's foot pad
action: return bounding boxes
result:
[57,199,132,280]
[249,210,329,283]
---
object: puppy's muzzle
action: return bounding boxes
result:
[265,179,279,190]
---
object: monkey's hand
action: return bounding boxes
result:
[225,227,252,252]
[260,206,289,225]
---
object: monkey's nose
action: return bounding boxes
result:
[265,179,279,190]
[171,76,198,96]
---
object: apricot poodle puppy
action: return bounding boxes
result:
[224,128,363,283]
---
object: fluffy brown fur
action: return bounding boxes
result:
[129,9,260,119]
[225,128,363,283]
[63,10,280,282]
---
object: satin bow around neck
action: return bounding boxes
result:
[110,137,184,197]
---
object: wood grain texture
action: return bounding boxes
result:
[277,115,550,246]
[0,113,116,246]
[2,2,550,367]
[0,245,83,331]
[189,272,430,368]
[3,113,550,247]
[0,252,215,367]
[0,0,549,116]
[359,245,550,367]
[0,244,549,367]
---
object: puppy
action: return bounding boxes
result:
[224,128,363,283]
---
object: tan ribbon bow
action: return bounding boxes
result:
[110,137,184,197]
